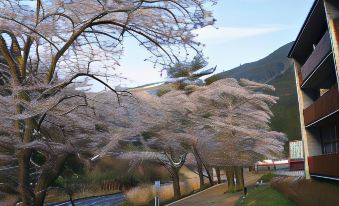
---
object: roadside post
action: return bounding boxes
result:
[154,180,160,206]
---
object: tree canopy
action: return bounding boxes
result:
[0,1,216,205]
[95,78,287,198]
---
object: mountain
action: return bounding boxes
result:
[206,42,294,84]
[206,42,301,151]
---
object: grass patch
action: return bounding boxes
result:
[236,186,295,206]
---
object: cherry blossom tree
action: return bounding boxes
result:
[0,0,216,205]
[99,78,286,198]
[186,79,287,192]
[145,78,285,191]
[92,91,192,198]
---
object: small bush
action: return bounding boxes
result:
[156,88,171,97]
[95,123,109,132]
[205,75,222,85]
[260,173,277,183]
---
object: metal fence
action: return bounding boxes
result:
[272,170,305,177]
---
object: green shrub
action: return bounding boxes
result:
[95,123,109,132]
[260,173,277,183]
[156,88,171,97]
[205,75,222,85]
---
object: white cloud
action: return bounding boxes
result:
[193,25,285,44]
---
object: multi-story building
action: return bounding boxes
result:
[288,0,339,180]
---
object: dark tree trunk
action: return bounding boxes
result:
[161,150,186,200]
[172,167,181,199]
[193,145,212,186]
[234,166,244,191]
[17,149,32,206]
[69,193,75,206]
[216,167,221,184]
[205,166,213,185]
[193,151,205,187]
[33,154,68,206]
[249,166,254,172]
[17,118,34,206]
[225,166,235,193]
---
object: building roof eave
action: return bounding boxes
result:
[288,0,321,58]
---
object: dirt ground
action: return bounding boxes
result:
[166,172,262,206]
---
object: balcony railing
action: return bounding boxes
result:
[300,31,331,82]
[308,153,339,178]
[303,84,339,126]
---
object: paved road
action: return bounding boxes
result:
[45,193,125,206]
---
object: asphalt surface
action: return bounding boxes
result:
[45,193,125,206]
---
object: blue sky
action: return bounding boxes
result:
[101,0,315,89]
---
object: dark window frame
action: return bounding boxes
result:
[321,124,339,154]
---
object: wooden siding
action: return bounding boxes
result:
[308,153,339,178]
[303,84,339,126]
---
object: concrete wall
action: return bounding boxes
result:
[293,60,311,179]
[324,0,339,86]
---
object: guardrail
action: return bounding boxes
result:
[300,31,331,82]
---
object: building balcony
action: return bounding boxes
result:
[300,31,332,84]
[303,84,339,126]
[308,153,339,179]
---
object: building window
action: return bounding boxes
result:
[321,124,339,154]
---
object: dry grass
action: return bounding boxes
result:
[125,177,202,205]
[271,176,339,206]
[158,184,173,202]
[180,178,200,194]
[125,184,155,205]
